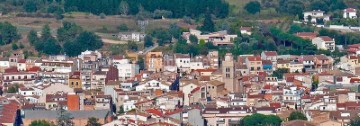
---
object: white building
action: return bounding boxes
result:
[17,59,27,71]
[189,62,205,70]
[303,10,330,23]
[135,79,170,91]
[123,100,137,112]
[0,59,10,69]
[175,54,191,72]
[120,81,138,91]
[78,50,102,61]
[118,32,146,42]
[18,87,35,96]
[312,36,336,51]
[40,60,74,73]
[182,29,237,46]
[240,27,252,35]
[343,8,357,19]
[113,59,139,81]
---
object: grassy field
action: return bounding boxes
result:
[0,12,179,37]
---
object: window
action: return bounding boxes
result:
[180,60,182,62]
[250,67,254,71]
[257,67,260,70]
[226,74,230,78]
[226,67,230,72]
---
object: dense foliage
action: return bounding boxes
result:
[240,113,282,126]
[86,117,101,126]
[277,0,347,17]
[0,22,20,45]
[64,0,229,18]
[30,120,55,126]
[244,1,261,14]
[349,117,360,126]
[288,111,307,121]
[28,22,103,56]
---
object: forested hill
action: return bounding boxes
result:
[64,0,229,18]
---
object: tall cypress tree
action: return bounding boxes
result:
[201,13,215,32]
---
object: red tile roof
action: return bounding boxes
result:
[17,59,26,63]
[348,44,360,48]
[296,32,317,37]
[4,67,18,73]
[164,108,183,116]
[318,36,333,41]
[263,84,271,89]
[193,69,217,73]
[26,66,41,72]
[270,102,281,108]
[240,27,252,31]
[113,55,125,60]
[263,51,278,56]
[344,8,356,12]
[146,108,163,117]
[247,56,261,61]
[350,78,360,83]
[0,99,20,124]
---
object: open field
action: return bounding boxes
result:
[0,13,179,37]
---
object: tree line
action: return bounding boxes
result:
[27,22,103,56]
[64,0,229,18]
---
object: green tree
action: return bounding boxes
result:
[168,23,181,39]
[138,56,145,70]
[127,41,138,51]
[86,117,100,126]
[144,35,154,47]
[311,76,319,91]
[76,31,103,51]
[272,68,289,79]
[7,84,19,93]
[349,117,360,126]
[288,111,307,121]
[117,24,128,32]
[43,38,61,55]
[30,120,55,126]
[23,0,38,12]
[119,1,129,15]
[152,29,172,46]
[0,22,20,45]
[57,105,74,126]
[118,105,125,114]
[241,113,282,126]
[244,1,261,14]
[19,43,25,49]
[189,34,198,44]
[201,13,215,32]
[310,0,329,12]
[57,22,83,42]
[288,24,302,34]
[12,43,18,50]
[28,30,38,45]
[63,41,82,57]
[41,24,52,42]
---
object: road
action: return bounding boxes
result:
[141,43,159,55]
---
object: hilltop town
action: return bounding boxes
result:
[1,0,360,126]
